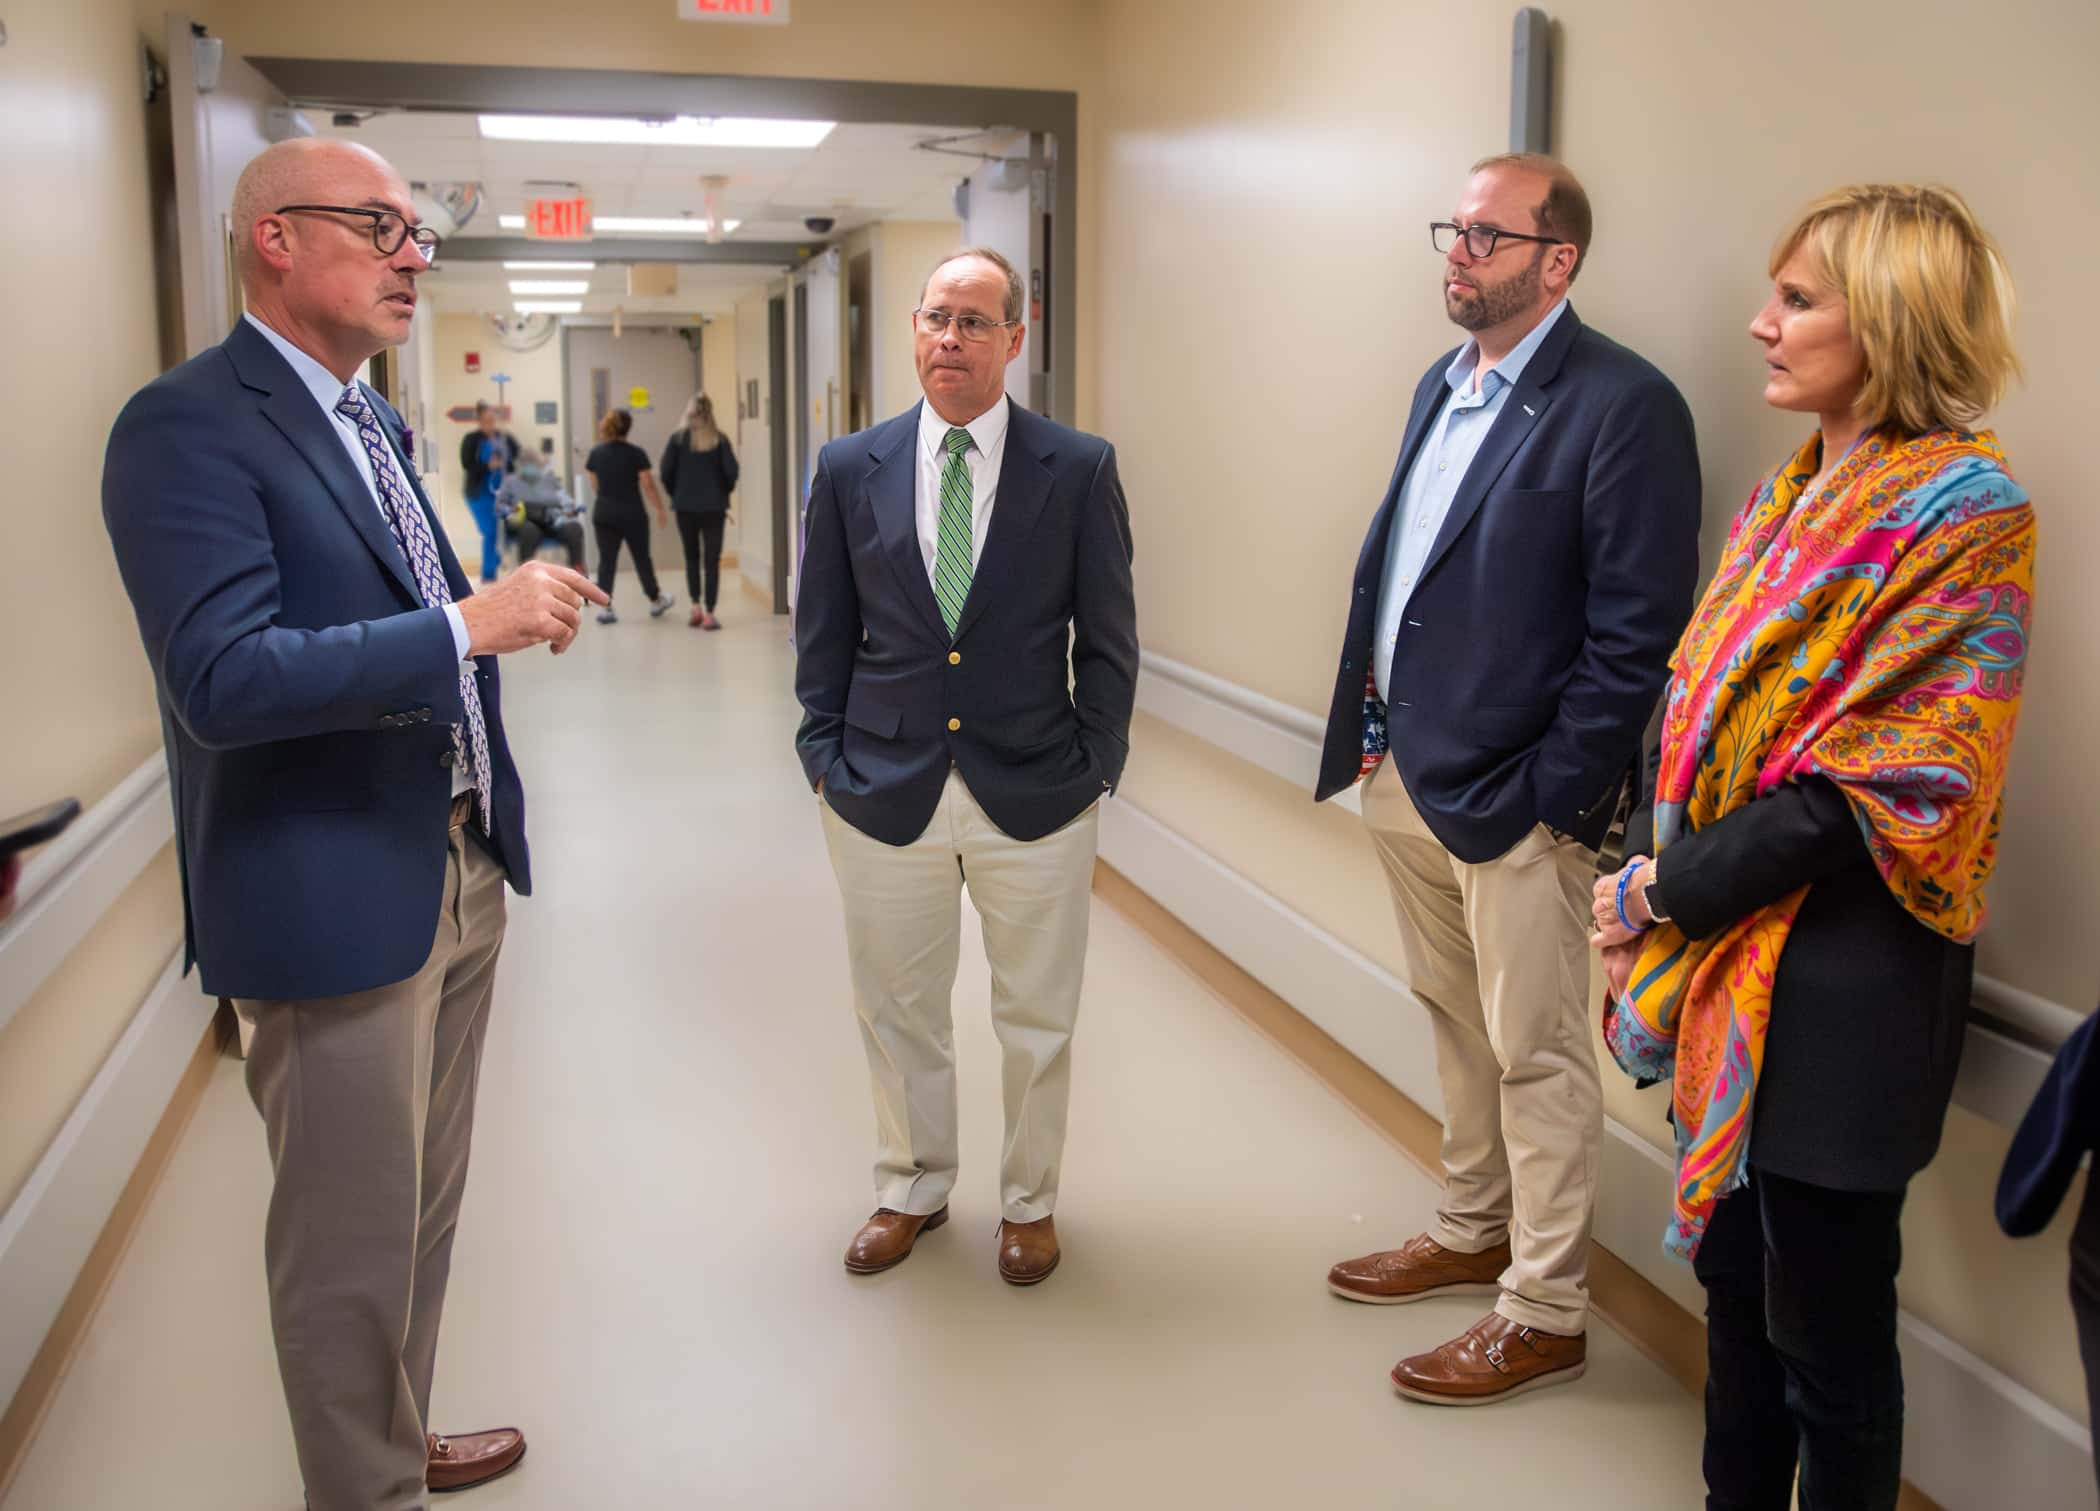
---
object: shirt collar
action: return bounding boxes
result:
[1443,298,1570,400]
[919,392,1010,462]
[244,312,365,418]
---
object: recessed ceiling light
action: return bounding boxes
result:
[509,280,590,295]
[479,114,835,149]
[513,301,582,315]
[503,260,596,270]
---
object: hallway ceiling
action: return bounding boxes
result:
[316,111,972,318]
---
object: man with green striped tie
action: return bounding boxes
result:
[795,247,1139,1287]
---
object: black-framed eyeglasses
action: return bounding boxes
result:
[275,205,441,262]
[1430,221,1564,259]
[913,307,1018,343]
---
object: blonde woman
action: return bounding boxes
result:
[659,393,739,629]
[1593,185,2034,1509]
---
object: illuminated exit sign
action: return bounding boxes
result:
[678,0,789,22]
[525,197,593,240]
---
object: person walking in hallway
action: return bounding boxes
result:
[458,400,517,584]
[588,407,673,623]
[796,247,1138,1285]
[101,137,608,1511]
[1318,154,1703,1404]
[660,392,738,629]
[1595,184,2034,1511]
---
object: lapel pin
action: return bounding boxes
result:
[1522,404,1537,416]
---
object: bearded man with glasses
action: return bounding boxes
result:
[1315,154,1702,1405]
[102,139,607,1508]
[795,247,1137,1287]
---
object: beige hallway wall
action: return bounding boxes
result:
[0,0,184,1213]
[1095,0,2099,1427]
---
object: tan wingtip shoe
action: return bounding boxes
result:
[1388,1312,1587,1405]
[844,1206,950,1274]
[1327,1231,1511,1304]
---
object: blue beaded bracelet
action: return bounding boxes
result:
[1614,861,1650,935]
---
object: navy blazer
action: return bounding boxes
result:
[1316,308,1702,862]
[794,401,1138,847]
[103,320,530,1001]
[1998,1009,2100,1238]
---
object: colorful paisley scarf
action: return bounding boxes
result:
[1603,425,2035,1259]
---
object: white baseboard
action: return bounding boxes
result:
[1098,794,2094,1510]
[0,953,217,1409]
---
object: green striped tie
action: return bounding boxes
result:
[933,425,975,637]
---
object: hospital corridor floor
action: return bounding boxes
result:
[6,584,1706,1510]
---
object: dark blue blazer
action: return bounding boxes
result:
[102,319,530,1001]
[1316,308,1702,862]
[794,401,1138,847]
[1998,1008,2100,1238]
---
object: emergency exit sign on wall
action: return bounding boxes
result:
[678,0,789,22]
[525,197,593,240]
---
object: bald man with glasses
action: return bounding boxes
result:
[795,247,1137,1286]
[103,139,606,1508]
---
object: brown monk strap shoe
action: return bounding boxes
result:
[1389,1312,1587,1405]
[996,1215,1060,1285]
[844,1206,949,1274]
[1328,1231,1511,1304]
[427,1427,526,1493]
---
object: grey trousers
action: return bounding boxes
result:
[237,827,507,1511]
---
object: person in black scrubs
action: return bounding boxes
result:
[586,408,672,623]
[659,392,739,630]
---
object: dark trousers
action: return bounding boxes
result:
[1694,1167,1907,1511]
[516,518,584,569]
[677,510,727,609]
[2072,1174,2100,1502]
[593,515,659,601]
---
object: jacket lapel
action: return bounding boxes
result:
[866,405,948,639]
[229,324,421,604]
[1416,307,1580,584]
[950,404,1053,644]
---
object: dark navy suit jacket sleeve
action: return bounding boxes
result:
[1071,442,1138,787]
[104,379,462,752]
[795,447,857,791]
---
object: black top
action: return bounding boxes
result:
[660,433,739,514]
[458,429,518,498]
[1626,750,1971,1193]
[586,440,652,523]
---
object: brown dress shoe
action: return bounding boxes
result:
[844,1206,949,1274]
[1327,1231,1511,1304]
[996,1215,1060,1285]
[1389,1312,1586,1405]
[427,1427,526,1493]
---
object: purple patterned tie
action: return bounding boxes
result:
[335,385,493,826]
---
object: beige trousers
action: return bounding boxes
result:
[1360,756,1602,1335]
[821,769,1100,1223]
[237,827,507,1511]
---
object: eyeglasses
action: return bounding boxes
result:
[275,205,441,262]
[913,307,1018,343]
[1430,221,1565,259]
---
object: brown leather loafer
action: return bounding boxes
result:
[996,1215,1060,1285]
[427,1427,526,1493]
[844,1206,949,1274]
[1389,1312,1586,1405]
[1328,1231,1510,1304]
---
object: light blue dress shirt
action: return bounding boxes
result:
[1372,300,1569,703]
[242,313,470,661]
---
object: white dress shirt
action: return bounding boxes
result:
[243,313,470,661]
[1372,300,1568,702]
[914,393,1011,586]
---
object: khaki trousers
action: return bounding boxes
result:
[1360,756,1601,1335]
[820,769,1100,1223]
[237,827,507,1511]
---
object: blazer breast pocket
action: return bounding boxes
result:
[1500,487,1577,508]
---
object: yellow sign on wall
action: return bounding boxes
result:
[629,386,651,410]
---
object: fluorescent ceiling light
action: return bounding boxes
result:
[498,213,740,236]
[479,114,834,149]
[508,280,590,295]
[503,260,596,270]
[513,301,582,315]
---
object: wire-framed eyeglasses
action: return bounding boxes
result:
[913,307,1018,343]
[276,205,441,262]
[1430,221,1565,259]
